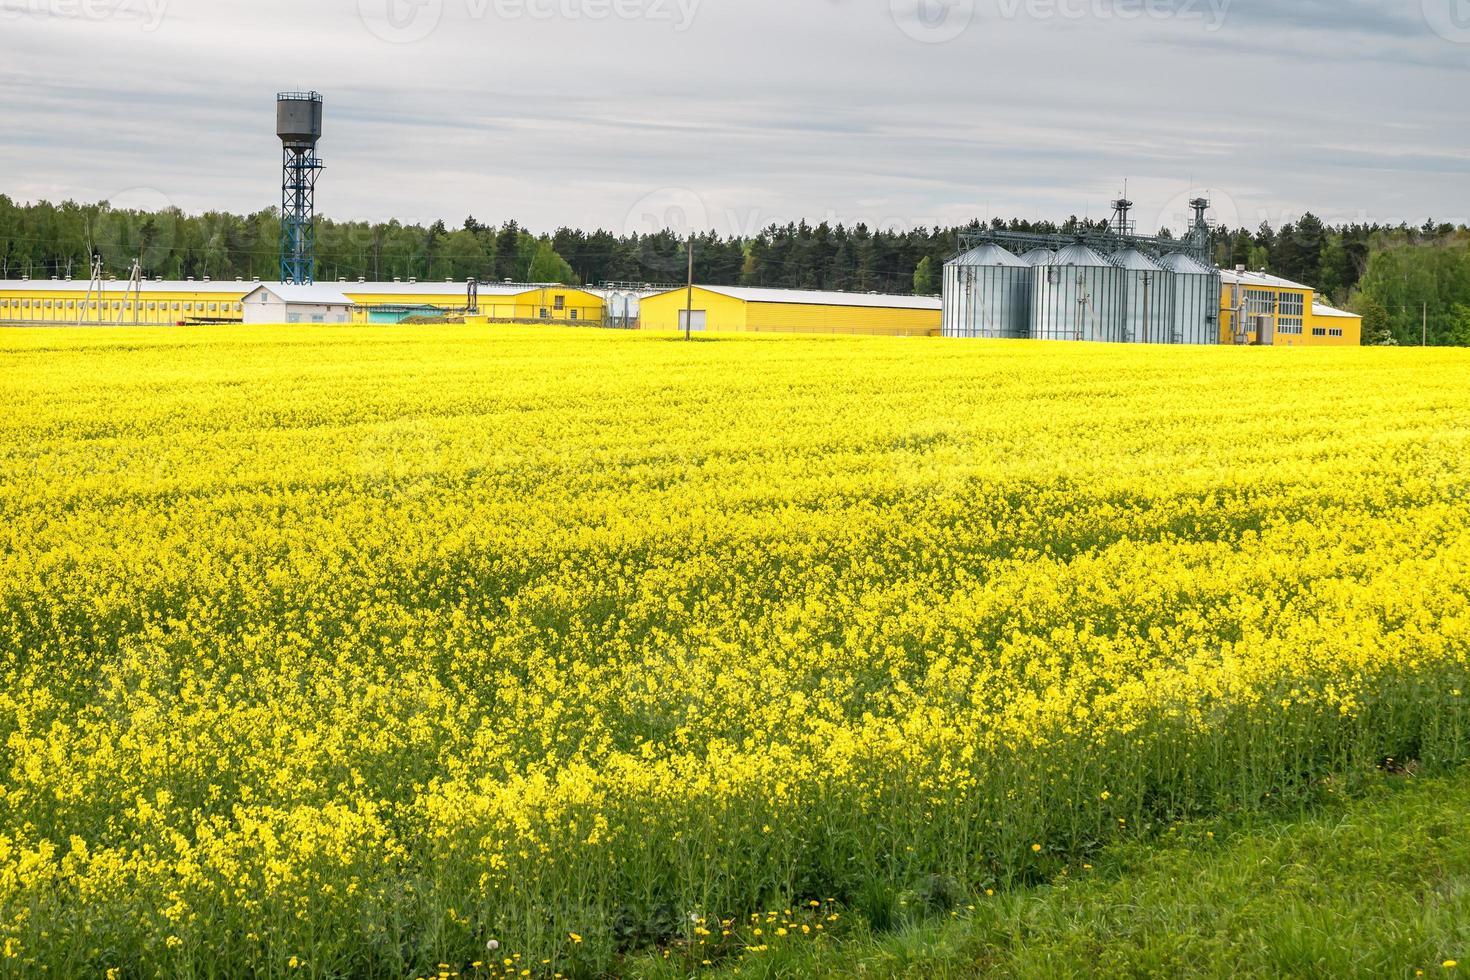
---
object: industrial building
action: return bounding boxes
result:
[1220,269,1363,346]
[0,278,607,326]
[638,285,941,336]
[0,278,253,325]
[944,197,1362,347]
[944,198,1223,345]
[241,280,605,325]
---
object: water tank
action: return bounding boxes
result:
[1031,243,1126,342]
[1110,248,1171,344]
[1158,254,1222,345]
[942,243,1031,339]
[277,92,323,148]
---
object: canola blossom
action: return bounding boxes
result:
[2,325,1469,977]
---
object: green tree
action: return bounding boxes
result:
[1353,294,1394,346]
[1449,304,1470,347]
[527,239,577,285]
[913,256,937,295]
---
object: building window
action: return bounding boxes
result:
[1245,289,1276,316]
[1280,293,1305,318]
[1330,328,1343,338]
[1279,319,1303,335]
[539,308,549,318]
[173,302,180,311]
[570,310,578,320]
[554,295,565,311]
[1312,327,1327,336]
[66,300,75,309]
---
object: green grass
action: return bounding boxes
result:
[628,769,1470,978]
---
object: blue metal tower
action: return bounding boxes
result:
[277,92,324,285]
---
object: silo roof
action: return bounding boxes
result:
[1020,248,1056,266]
[1109,248,1163,271]
[948,243,1026,268]
[1158,254,1215,274]
[1048,243,1111,267]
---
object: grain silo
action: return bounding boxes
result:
[942,242,1031,339]
[1031,243,1126,342]
[1110,248,1172,344]
[1158,253,1222,345]
[1019,248,1056,267]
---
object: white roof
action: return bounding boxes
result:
[0,279,567,298]
[244,283,352,304]
[674,284,941,311]
[1220,269,1313,291]
[1312,302,1360,319]
[344,281,543,296]
[0,278,260,295]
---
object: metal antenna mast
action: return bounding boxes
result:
[277,91,325,285]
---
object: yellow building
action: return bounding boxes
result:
[639,285,942,336]
[1219,270,1362,346]
[339,281,604,323]
[0,278,252,325]
[1306,300,1364,346]
[2,278,605,327]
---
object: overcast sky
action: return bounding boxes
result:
[2,0,1467,237]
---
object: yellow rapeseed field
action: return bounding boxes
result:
[2,324,1469,977]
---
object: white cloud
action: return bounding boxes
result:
[1,0,1466,231]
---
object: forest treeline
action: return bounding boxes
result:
[2,195,1468,344]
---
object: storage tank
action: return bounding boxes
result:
[1019,248,1056,267]
[1031,243,1126,342]
[276,92,324,149]
[1110,248,1171,344]
[1157,253,1222,345]
[942,242,1031,339]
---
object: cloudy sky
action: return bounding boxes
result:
[2,0,1467,237]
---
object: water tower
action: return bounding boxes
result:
[277,91,324,284]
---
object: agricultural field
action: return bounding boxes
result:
[2,325,1469,978]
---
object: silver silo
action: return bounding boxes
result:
[943,242,1031,339]
[1110,248,1171,344]
[1019,247,1056,267]
[1158,253,1223,345]
[1031,243,1126,342]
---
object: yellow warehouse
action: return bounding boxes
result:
[0,278,252,325]
[1219,270,1362,347]
[639,285,942,336]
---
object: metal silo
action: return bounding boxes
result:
[942,242,1031,339]
[1031,243,1126,342]
[1019,248,1056,267]
[1158,253,1222,345]
[1110,248,1171,344]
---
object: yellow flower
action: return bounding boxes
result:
[568,933,583,944]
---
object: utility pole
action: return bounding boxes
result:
[684,232,694,341]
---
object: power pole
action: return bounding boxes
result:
[684,233,694,341]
